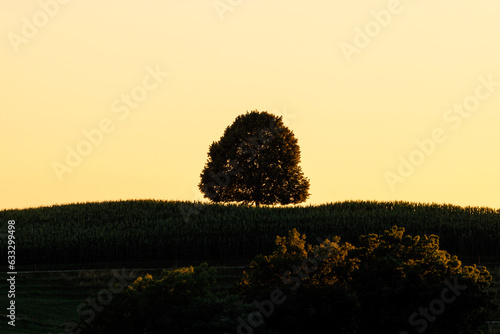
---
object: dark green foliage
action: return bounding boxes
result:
[240,227,494,334]
[1,200,499,267]
[199,110,310,206]
[79,263,254,334]
[78,229,496,334]
[253,285,359,334]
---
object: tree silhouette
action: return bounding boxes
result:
[199,110,310,206]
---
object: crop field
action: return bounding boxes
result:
[1,200,499,333]
[1,200,500,269]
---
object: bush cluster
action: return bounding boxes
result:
[80,227,496,334]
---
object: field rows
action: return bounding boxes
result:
[1,200,499,267]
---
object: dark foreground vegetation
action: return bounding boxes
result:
[1,200,499,333]
[1,200,499,268]
[79,227,499,334]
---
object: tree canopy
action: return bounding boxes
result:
[199,110,310,206]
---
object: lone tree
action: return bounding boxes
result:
[199,110,310,206]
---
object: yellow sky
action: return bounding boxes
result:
[1,0,499,210]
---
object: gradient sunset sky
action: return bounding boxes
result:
[2,0,499,210]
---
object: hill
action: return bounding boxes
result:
[1,200,499,269]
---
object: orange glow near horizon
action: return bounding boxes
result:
[1,1,499,211]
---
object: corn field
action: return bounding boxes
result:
[1,200,499,267]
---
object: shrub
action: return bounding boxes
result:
[240,226,494,333]
[80,263,253,334]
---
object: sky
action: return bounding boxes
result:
[1,0,500,210]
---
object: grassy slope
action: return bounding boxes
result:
[1,200,500,270]
[0,271,115,334]
[0,268,245,334]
